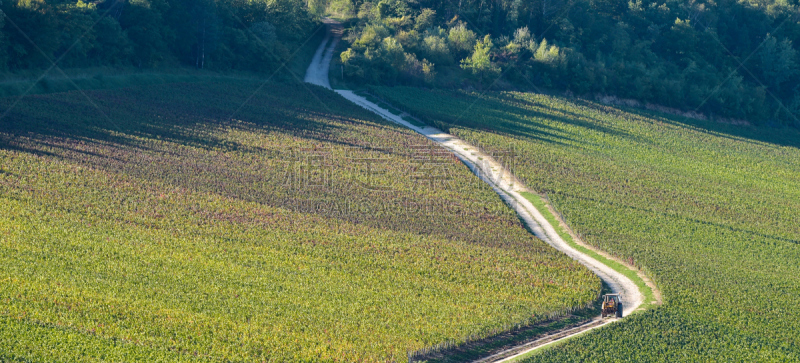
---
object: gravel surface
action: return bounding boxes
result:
[304,19,341,89]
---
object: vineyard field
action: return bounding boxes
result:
[370,86,800,361]
[0,80,601,362]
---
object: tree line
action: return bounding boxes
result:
[337,0,800,126]
[0,0,319,74]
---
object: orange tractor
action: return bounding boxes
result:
[601,293,623,318]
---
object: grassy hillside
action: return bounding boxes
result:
[371,86,800,361]
[0,81,600,362]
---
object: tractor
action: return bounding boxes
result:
[601,293,623,318]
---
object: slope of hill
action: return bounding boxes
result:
[371,86,800,361]
[0,80,601,362]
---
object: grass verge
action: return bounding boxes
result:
[520,191,657,311]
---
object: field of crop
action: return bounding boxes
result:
[371,86,800,361]
[0,80,600,362]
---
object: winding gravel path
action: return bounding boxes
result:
[305,19,644,361]
[304,18,341,89]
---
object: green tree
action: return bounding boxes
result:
[55,7,97,68]
[448,22,477,58]
[90,16,133,65]
[533,38,559,64]
[461,34,500,87]
[0,2,7,70]
[421,32,452,65]
[2,1,59,69]
[119,0,171,68]
[308,0,329,17]
[756,34,798,94]
[190,0,220,69]
[377,0,390,19]
[415,8,436,32]
[382,36,405,69]
[328,0,354,17]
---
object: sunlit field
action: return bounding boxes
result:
[0,81,599,362]
[372,86,800,361]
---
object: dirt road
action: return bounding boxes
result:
[304,19,342,89]
[305,19,645,362]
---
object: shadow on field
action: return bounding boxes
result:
[411,86,800,151]
[383,87,644,148]
[0,80,517,248]
[491,92,646,142]
[0,81,393,158]
[553,190,800,246]
[567,98,800,150]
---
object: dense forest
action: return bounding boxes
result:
[0,0,320,74]
[336,0,800,126]
[0,0,797,125]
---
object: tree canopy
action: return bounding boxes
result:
[337,0,800,126]
[0,0,319,73]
